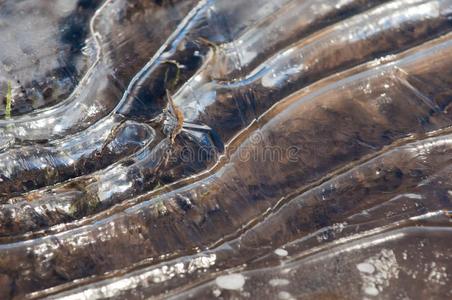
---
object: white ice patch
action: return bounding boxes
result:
[269,278,290,287]
[215,273,245,290]
[357,249,399,297]
[274,248,288,257]
[357,262,376,274]
[278,291,295,300]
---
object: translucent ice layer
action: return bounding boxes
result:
[0,0,451,299]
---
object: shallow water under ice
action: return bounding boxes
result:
[0,0,451,299]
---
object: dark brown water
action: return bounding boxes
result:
[0,0,451,299]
